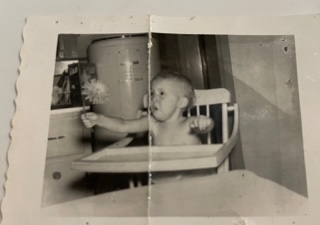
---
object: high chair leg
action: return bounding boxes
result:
[217,158,229,173]
[137,176,142,187]
[129,177,135,189]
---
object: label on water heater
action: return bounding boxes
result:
[117,47,147,82]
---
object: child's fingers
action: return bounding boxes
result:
[190,119,198,128]
[81,116,90,123]
[85,112,97,119]
[83,121,94,128]
[198,118,211,130]
[81,114,96,128]
[190,116,214,132]
[82,113,98,121]
[82,119,90,125]
[136,110,148,118]
[199,119,207,130]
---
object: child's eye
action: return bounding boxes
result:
[160,91,165,96]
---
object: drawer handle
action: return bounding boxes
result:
[48,135,66,141]
[53,172,62,180]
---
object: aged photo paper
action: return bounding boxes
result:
[2,14,320,225]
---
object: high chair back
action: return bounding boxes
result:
[189,89,239,173]
[72,88,239,175]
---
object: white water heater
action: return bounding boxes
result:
[88,35,160,142]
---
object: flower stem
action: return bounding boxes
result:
[81,95,94,133]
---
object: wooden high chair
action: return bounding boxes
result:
[72,88,239,186]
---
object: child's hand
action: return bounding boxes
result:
[136,109,148,119]
[190,116,214,133]
[81,112,100,128]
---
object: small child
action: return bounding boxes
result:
[82,71,215,184]
[81,71,214,146]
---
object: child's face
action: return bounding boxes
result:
[150,79,184,122]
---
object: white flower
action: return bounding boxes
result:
[82,79,110,104]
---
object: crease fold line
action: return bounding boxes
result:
[147,14,153,223]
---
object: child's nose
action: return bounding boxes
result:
[151,95,159,102]
[154,98,161,105]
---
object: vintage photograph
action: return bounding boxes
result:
[6,13,320,225]
[41,32,308,217]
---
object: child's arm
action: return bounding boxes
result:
[81,112,149,133]
[189,115,214,134]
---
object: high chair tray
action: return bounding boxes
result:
[72,138,236,173]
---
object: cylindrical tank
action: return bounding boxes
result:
[88,35,160,143]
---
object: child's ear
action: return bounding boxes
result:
[177,97,188,109]
[143,94,148,108]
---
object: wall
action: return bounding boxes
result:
[155,34,206,89]
[219,35,307,196]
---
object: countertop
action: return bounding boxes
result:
[42,170,307,217]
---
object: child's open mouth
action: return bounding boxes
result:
[151,105,159,111]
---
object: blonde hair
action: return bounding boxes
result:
[151,70,196,110]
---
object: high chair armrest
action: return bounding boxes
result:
[215,103,239,166]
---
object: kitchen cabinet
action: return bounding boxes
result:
[42,108,93,207]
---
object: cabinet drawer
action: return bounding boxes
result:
[47,110,91,158]
[42,157,93,207]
